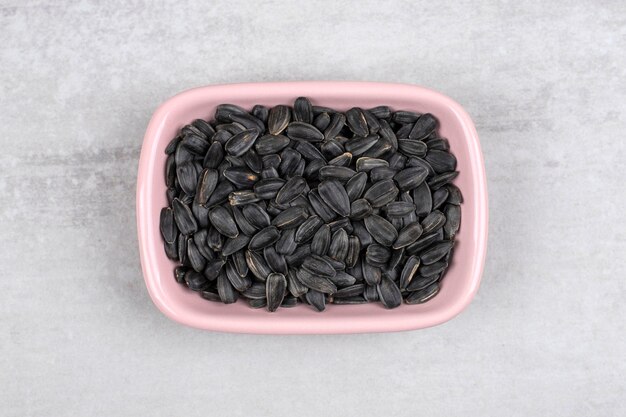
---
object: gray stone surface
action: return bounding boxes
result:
[1,1,625,416]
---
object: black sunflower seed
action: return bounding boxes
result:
[222,234,251,257]
[388,152,407,170]
[443,204,461,239]
[206,226,223,252]
[181,134,210,155]
[205,181,235,207]
[363,179,399,208]
[425,150,457,174]
[253,178,285,200]
[242,203,271,229]
[215,103,247,122]
[387,247,404,272]
[271,206,309,229]
[203,258,226,281]
[385,201,416,218]
[294,140,326,161]
[232,250,248,277]
[432,187,450,210]
[266,272,287,312]
[332,296,367,305]
[174,266,188,284]
[406,156,435,177]
[295,215,323,244]
[216,270,238,303]
[345,236,361,268]
[363,284,380,301]
[356,157,389,172]
[286,122,324,142]
[319,165,356,183]
[350,198,373,220]
[228,190,260,206]
[333,282,364,298]
[345,171,368,202]
[305,290,326,311]
[310,224,331,256]
[378,120,398,151]
[405,231,442,255]
[346,107,369,136]
[377,277,402,309]
[276,228,298,255]
[293,97,313,124]
[395,124,413,139]
[224,129,260,157]
[264,246,288,275]
[370,166,398,182]
[412,182,433,216]
[327,152,353,167]
[362,260,382,286]
[351,220,373,248]
[324,113,346,140]
[287,269,308,297]
[418,260,448,277]
[297,268,337,294]
[176,161,199,196]
[425,138,449,151]
[368,105,391,119]
[255,134,290,155]
[328,229,349,261]
[304,158,326,181]
[261,167,280,180]
[284,244,311,267]
[193,229,214,260]
[208,206,238,238]
[406,274,439,292]
[242,149,263,174]
[362,109,380,134]
[223,167,259,188]
[399,255,420,289]
[252,105,269,124]
[248,298,267,308]
[319,140,344,161]
[393,222,423,249]
[345,135,378,156]
[278,148,302,177]
[398,139,427,157]
[230,113,264,133]
[225,261,252,292]
[275,176,306,205]
[231,206,257,236]
[421,210,446,234]
[392,110,420,124]
[408,113,437,140]
[242,282,267,299]
[246,250,272,281]
[446,184,463,205]
[160,207,178,244]
[187,240,206,272]
[428,171,459,190]
[313,112,331,132]
[393,167,429,191]
[329,271,357,288]
[185,270,209,291]
[172,198,198,235]
[405,283,440,304]
[365,244,391,267]
[302,254,337,279]
[317,180,351,217]
[268,105,291,135]
[165,154,176,187]
[364,214,398,246]
[248,226,281,251]
[420,241,454,265]
[196,169,218,205]
[165,136,182,155]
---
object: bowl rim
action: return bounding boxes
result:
[137,81,488,334]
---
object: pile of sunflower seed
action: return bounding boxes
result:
[160,97,462,312]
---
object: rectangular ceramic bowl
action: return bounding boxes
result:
[137,81,488,334]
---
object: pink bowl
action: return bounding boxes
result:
[136,81,488,334]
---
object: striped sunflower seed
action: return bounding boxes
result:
[364,214,398,246]
[246,250,272,281]
[377,277,402,309]
[393,222,423,249]
[208,206,239,238]
[296,268,337,294]
[328,229,349,261]
[267,105,291,135]
[248,226,281,251]
[172,198,198,235]
[363,179,399,208]
[305,290,326,312]
[318,180,351,217]
[405,283,440,304]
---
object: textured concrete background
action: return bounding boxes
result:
[1,1,625,416]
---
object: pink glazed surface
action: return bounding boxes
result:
[136,81,488,334]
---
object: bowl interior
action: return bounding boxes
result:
[137,82,487,334]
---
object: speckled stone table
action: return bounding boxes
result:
[1,1,624,416]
